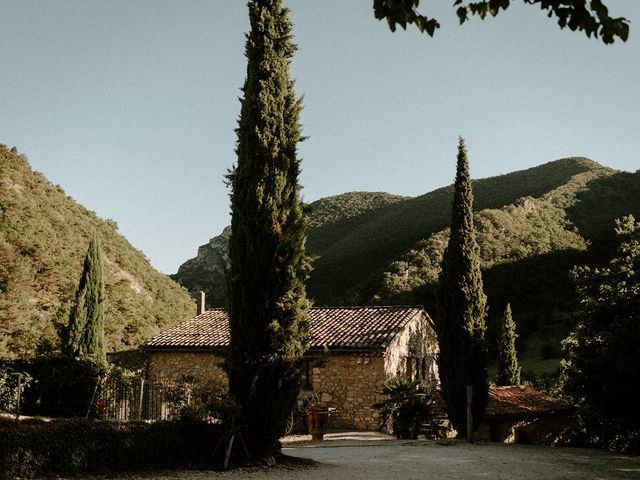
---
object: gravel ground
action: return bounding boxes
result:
[81,433,640,480]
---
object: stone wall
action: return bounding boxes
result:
[311,353,387,431]
[146,350,228,394]
[146,349,387,430]
[384,311,439,387]
[144,310,440,431]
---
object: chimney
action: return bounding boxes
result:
[196,291,206,316]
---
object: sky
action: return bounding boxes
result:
[1,1,638,274]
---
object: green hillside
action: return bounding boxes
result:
[307,191,408,228]
[176,158,639,320]
[358,161,639,374]
[173,156,639,374]
[6,140,637,374]
[307,157,611,305]
[0,145,195,359]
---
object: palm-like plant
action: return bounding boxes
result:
[374,378,434,439]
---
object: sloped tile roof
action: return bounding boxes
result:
[485,386,571,417]
[432,385,571,419]
[143,306,427,351]
[309,306,426,349]
[144,309,231,349]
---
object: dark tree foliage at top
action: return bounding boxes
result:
[373,0,629,44]
[436,137,488,438]
[226,0,310,455]
[496,303,521,386]
[63,237,106,364]
[562,215,640,429]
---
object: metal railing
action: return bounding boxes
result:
[94,375,179,421]
[0,372,26,419]
[1,368,188,422]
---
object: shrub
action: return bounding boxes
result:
[555,409,640,454]
[0,418,226,480]
[2,356,105,418]
[162,377,195,420]
[174,385,240,424]
[374,378,435,439]
[0,367,32,414]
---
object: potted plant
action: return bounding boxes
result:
[374,378,434,439]
[307,405,329,440]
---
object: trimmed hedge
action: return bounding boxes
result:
[2,356,103,418]
[0,418,226,480]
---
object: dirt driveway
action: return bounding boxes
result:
[99,432,640,480]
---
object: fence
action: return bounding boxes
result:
[94,375,183,422]
[1,369,188,422]
[0,372,26,419]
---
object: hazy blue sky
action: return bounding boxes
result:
[1,1,638,274]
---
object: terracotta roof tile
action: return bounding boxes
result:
[144,309,230,349]
[144,306,427,350]
[485,386,571,417]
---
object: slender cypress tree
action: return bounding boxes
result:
[436,137,488,438]
[64,237,106,363]
[226,0,310,455]
[496,303,521,386]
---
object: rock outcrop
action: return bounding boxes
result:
[171,226,231,307]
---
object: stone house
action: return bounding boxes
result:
[143,305,438,430]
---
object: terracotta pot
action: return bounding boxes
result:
[307,408,329,440]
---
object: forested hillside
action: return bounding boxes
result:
[0,145,195,359]
[175,157,640,371]
[377,163,640,365]
[173,191,408,305]
[307,158,610,304]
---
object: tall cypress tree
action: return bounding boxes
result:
[436,137,488,438]
[226,0,310,455]
[64,237,106,363]
[496,303,521,386]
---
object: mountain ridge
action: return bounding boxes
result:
[4,142,637,369]
[173,157,640,369]
[175,156,618,304]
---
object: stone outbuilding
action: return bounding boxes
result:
[476,385,573,444]
[143,305,438,431]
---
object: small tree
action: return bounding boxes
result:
[562,215,640,432]
[63,237,106,364]
[496,303,521,386]
[436,137,488,439]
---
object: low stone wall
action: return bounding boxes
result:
[312,353,386,431]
